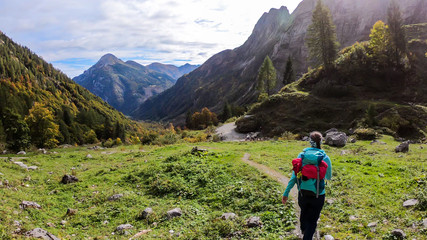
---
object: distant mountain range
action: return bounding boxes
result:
[134,0,427,124]
[73,54,198,116]
[146,62,199,82]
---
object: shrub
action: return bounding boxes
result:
[102,138,114,148]
[354,128,377,140]
[279,131,298,140]
[154,132,179,145]
[212,134,222,142]
[114,138,122,145]
[128,135,140,145]
[141,131,159,145]
[84,130,98,144]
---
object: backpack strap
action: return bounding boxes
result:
[315,153,325,198]
[297,152,305,197]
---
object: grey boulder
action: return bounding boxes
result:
[246,216,262,228]
[325,131,347,147]
[395,141,409,153]
[167,208,182,219]
[25,228,60,240]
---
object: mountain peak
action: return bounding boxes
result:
[97,53,122,66]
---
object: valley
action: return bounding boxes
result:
[0,136,425,239]
[1,0,426,239]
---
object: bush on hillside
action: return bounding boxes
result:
[141,131,159,145]
[102,138,114,148]
[84,130,98,144]
[154,132,179,145]
[354,128,377,140]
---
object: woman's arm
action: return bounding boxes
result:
[283,172,297,198]
[324,155,332,180]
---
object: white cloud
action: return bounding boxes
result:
[0,0,303,77]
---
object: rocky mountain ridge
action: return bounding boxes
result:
[135,0,427,124]
[73,54,174,116]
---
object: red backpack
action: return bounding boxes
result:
[292,149,328,198]
[292,158,328,180]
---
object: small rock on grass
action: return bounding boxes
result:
[27,166,38,170]
[132,229,152,238]
[20,201,42,209]
[86,154,93,159]
[17,151,26,155]
[221,212,237,220]
[108,194,123,201]
[116,224,133,233]
[403,199,419,207]
[167,208,182,219]
[391,229,406,238]
[61,175,79,184]
[137,207,153,220]
[25,228,60,240]
[246,216,262,228]
[14,162,28,169]
[367,222,377,228]
[66,208,77,216]
[324,235,334,240]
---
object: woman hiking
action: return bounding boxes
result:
[282,131,332,240]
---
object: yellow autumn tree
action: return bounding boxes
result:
[369,20,390,64]
[25,102,60,148]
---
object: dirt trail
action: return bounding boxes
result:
[241,153,302,238]
[215,122,247,141]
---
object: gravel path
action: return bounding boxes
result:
[241,153,303,238]
[215,122,247,141]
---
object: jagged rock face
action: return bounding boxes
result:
[272,0,427,74]
[73,54,175,115]
[136,0,427,124]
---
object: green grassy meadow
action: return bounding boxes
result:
[0,136,426,239]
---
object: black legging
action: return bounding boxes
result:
[298,193,325,240]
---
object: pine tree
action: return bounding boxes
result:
[3,108,31,151]
[221,102,232,122]
[283,56,295,85]
[185,110,193,129]
[257,56,277,96]
[387,0,406,65]
[306,0,339,70]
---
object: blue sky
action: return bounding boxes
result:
[0,0,303,78]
